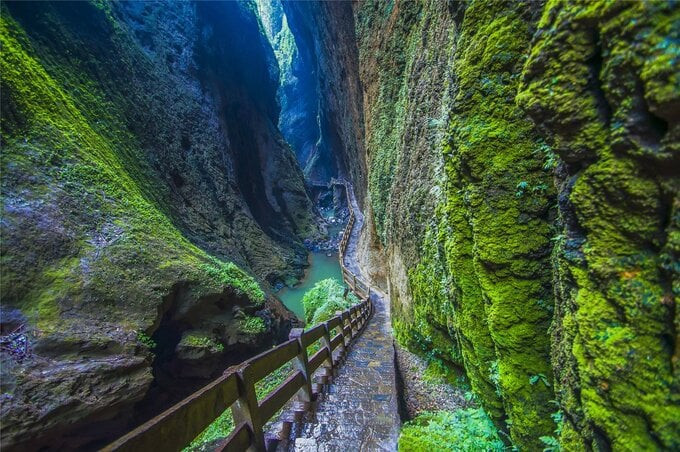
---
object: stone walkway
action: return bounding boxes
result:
[288,183,400,451]
[341,182,365,277]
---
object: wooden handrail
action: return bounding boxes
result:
[102,372,240,451]
[247,339,299,382]
[103,180,374,452]
[103,300,371,452]
[336,180,371,301]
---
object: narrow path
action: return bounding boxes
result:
[340,182,365,277]
[291,184,400,451]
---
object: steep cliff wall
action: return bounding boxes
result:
[0,1,313,448]
[518,2,679,449]
[352,0,678,450]
[354,1,555,448]
[257,0,330,184]
[282,0,367,194]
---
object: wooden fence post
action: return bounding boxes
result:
[321,322,334,372]
[341,311,351,348]
[350,308,358,338]
[289,328,313,403]
[334,311,347,362]
[230,364,265,451]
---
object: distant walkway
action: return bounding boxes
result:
[340,182,365,277]
[290,183,400,451]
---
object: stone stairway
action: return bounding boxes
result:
[290,290,399,451]
[272,183,401,451]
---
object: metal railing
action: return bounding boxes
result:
[103,182,372,452]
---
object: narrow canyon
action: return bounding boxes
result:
[1,1,678,451]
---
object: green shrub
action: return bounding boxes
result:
[200,257,265,304]
[301,278,358,324]
[398,408,505,452]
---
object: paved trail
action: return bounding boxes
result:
[290,184,400,451]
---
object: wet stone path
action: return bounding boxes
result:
[288,183,400,451]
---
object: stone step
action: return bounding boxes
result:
[267,186,399,451]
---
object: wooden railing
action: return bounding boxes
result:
[336,180,371,299]
[103,181,372,452]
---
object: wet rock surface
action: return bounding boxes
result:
[0,3,313,448]
[394,345,471,419]
[350,1,680,449]
[303,184,351,255]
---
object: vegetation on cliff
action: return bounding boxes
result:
[0,1,314,448]
[517,1,680,449]
[355,0,678,449]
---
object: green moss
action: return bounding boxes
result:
[200,257,265,304]
[360,0,422,244]
[517,1,680,449]
[369,0,560,448]
[179,333,224,352]
[0,10,266,333]
[136,332,156,350]
[358,0,560,448]
[448,16,557,445]
[395,226,463,369]
[17,256,82,333]
[362,0,677,448]
[398,408,504,452]
[186,409,234,452]
[417,1,556,448]
[422,359,464,388]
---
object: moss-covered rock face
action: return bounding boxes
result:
[354,1,555,448]
[352,0,678,449]
[0,1,311,448]
[441,2,557,447]
[518,1,680,449]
